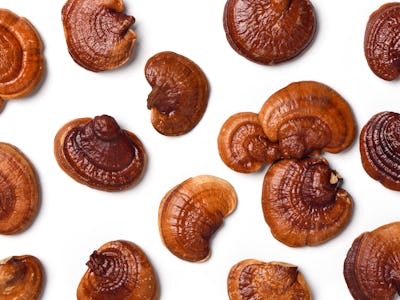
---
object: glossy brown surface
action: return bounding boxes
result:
[0,143,40,235]
[158,175,237,262]
[228,259,312,300]
[62,0,136,72]
[77,240,159,300]
[54,115,146,191]
[360,111,400,191]
[0,255,44,300]
[259,81,356,159]
[223,0,316,65]
[262,157,352,247]
[344,222,400,300]
[0,9,44,109]
[145,51,209,136]
[218,112,281,173]
[364,3,400,80]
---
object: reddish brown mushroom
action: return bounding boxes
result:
[62,0,136,72]
[0,255,44,300]
[158,175,237,262]
[262,157,352,247]
[145,51,209,136]
[364,3,400,80]
[344,222,400,299]
[54,115,146,191]
[258,81,356,159]
[228,259,312,300]
[77,240,159,300]
[0,142,40,235]
[223,0,316,64]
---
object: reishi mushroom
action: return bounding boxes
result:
[62,0,136,72]
[54,115,146,191]
[158,175,237,262]
[77,240,159,300]
[145,51,209,136]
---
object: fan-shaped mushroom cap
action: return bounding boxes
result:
[258,81,356,159]
[54,115,146,191]
[62,0,136,72]
[145,51,209,136]
[77,240,159,300]
[158,175,237,262]
[262,157,352,247]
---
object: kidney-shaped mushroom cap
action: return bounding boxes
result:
[158,175,237,262]
[0,255,44,300]
[145,51,209,136]
[54,115,146,191]
[344,222,400,300]
[259,81,356,159]
[0,9,44,109]
[77,240,159,300]
[360,111,400,191]
[62,0,136,72]
[262,157,352,247]
[228,259,312,300]
[223,0,316,65]
[218,112,281,173]
[0,143,40,235]
[364,3,400,81]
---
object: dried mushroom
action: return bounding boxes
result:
[62,0,136,72]
[228,259,311,300]
[0,9,44,108]
[258,81,356,159]
[262,157,352,247]
[364,3,400,80]
[360,111,400,191]
[0,142,40,235]
[218,112,281,173]
[145,51,209,136]
[158,175,237,262]
[54,115,146,191]
[0,255,44,300]
[344,222,400,299]
[77,240,159,300]
[223,0,316,64]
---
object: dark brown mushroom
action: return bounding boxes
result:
[223,0,316,65]
[360,111,400,191]
[228,259,312,300]
[0,142,40,235]
[0,255,44,300]
[262,157,352,247]
[145,51,209,136]
[77,240,159,300]
[218,112,281,173]
[158,175,237,262]
[364,3,400,80]
[344,222,400,300]
[54,115,146,191]
[258,81,356,159]
[62,0,136,72]
[0,9,44,109]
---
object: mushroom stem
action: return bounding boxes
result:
[86,251,110,277]
[270,0,292,13]
[247,135,281,164]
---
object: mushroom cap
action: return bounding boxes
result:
[145,51,209,136]
[261,157,352,247]
[360,111,400,191]
[62,0,136,72]
[0,142,40,235]
[158,175,237,262]
[54,115,146,191]
[77,240,159,300]
[223,0,316,65]
[258,81,356,159]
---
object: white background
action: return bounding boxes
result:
[0,0,399,299]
